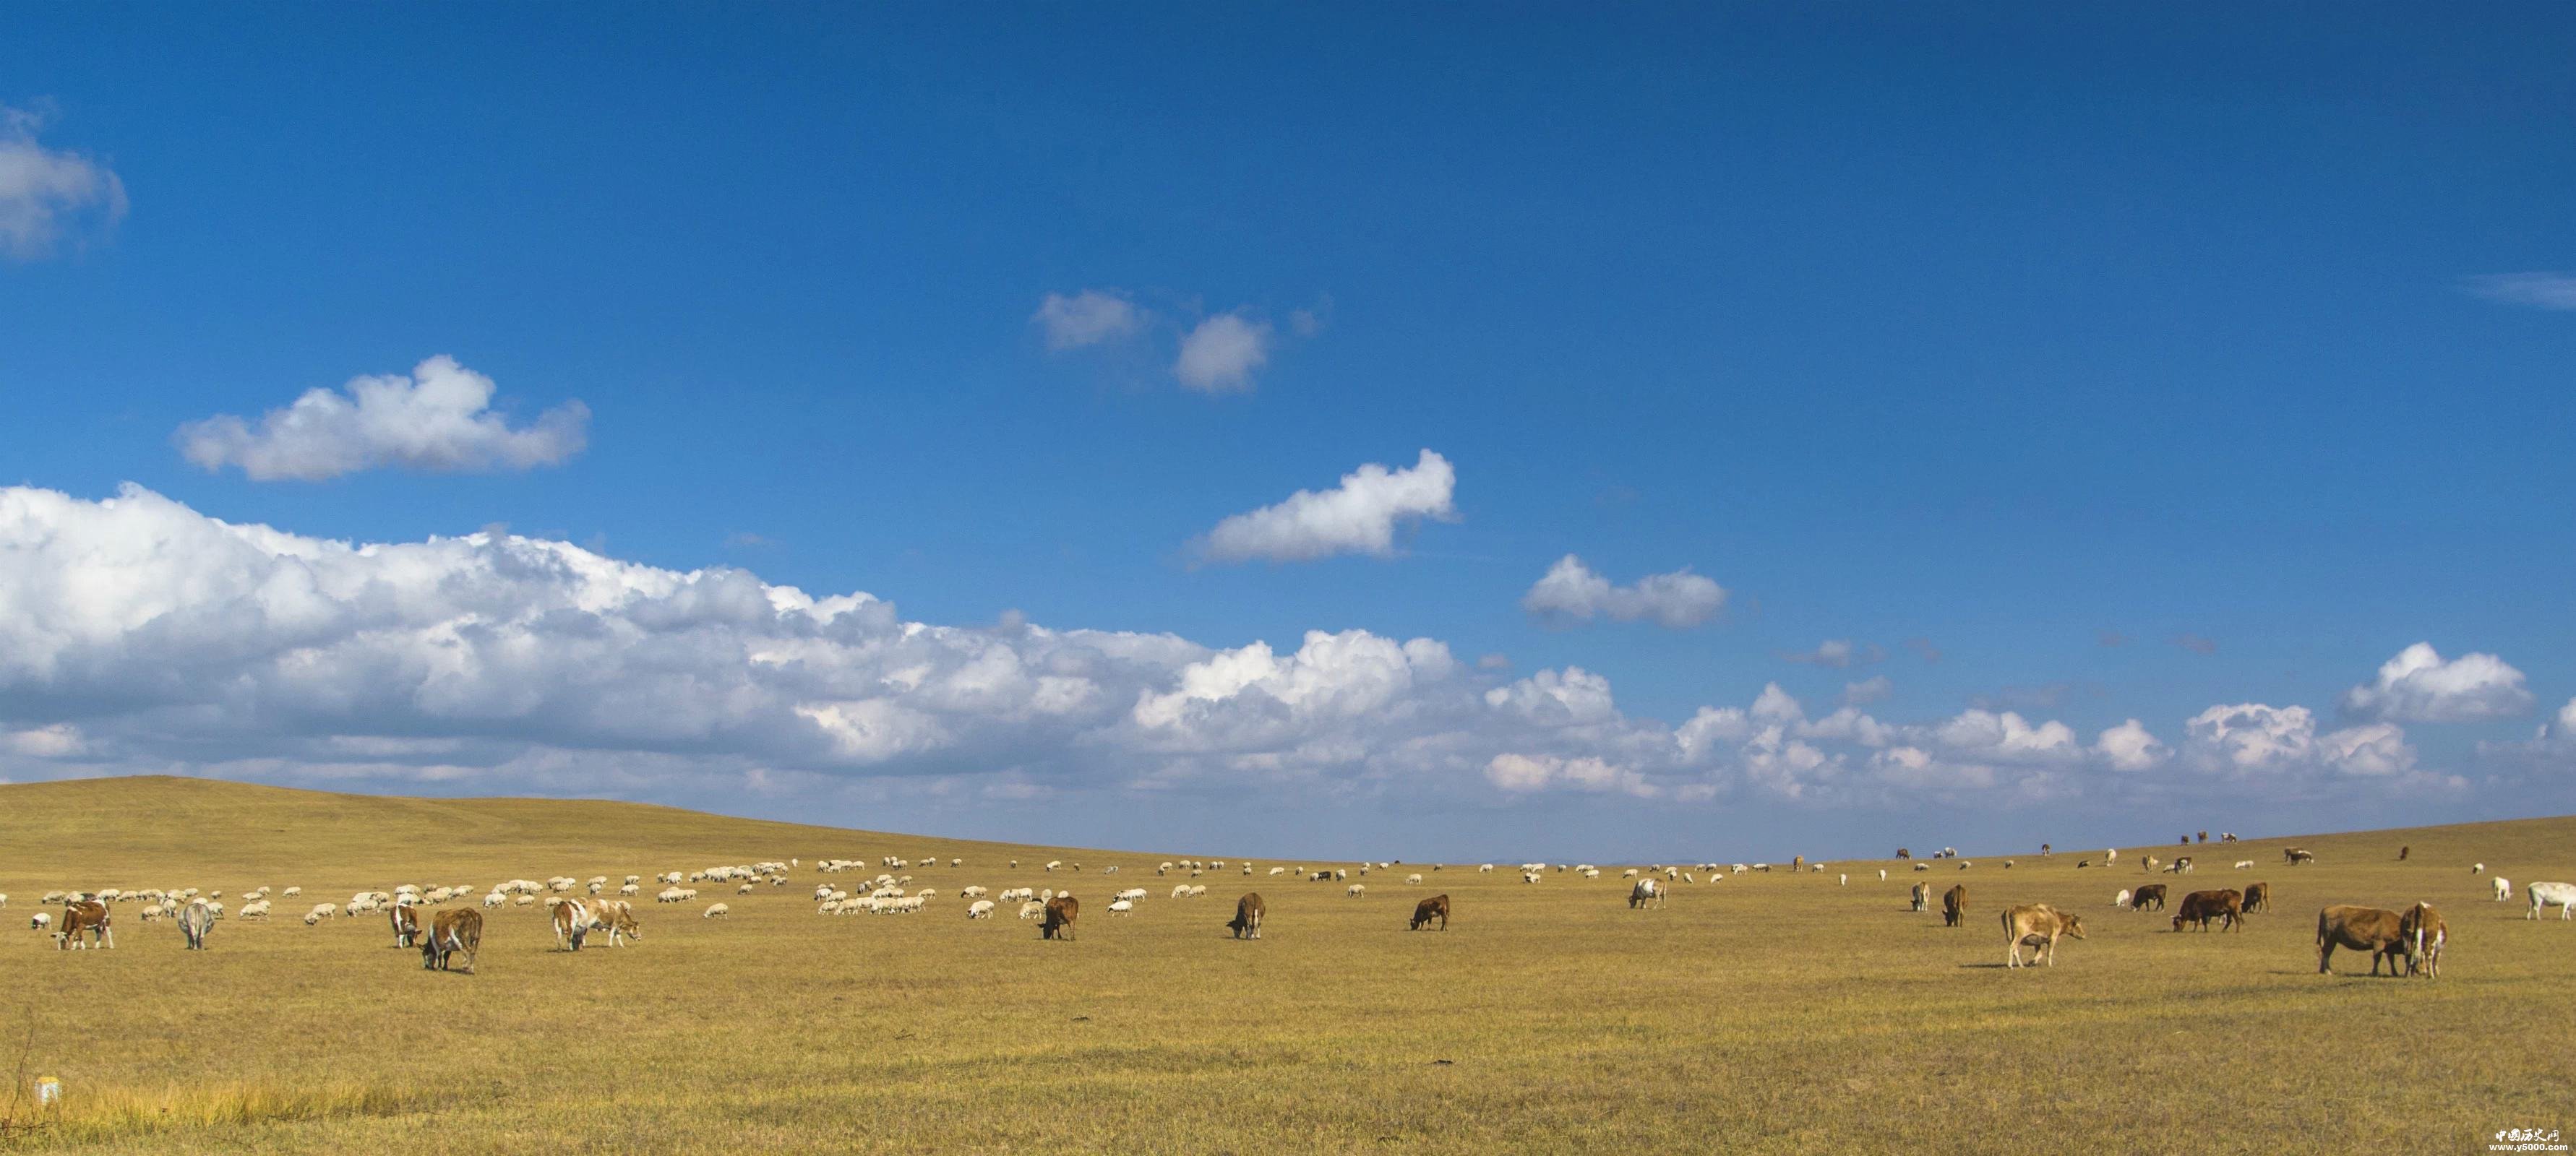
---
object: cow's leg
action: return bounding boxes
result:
[2317,942,2332,974]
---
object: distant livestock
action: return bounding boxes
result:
[1107,900,1134,917]
[2493,876,2512,902]
[1629,879,1664,910]
[1941,884,1967,928]
[703,903,729,919]
[2283,848,2314,866]
[2114,889,2131,908]
[2001,905,2084,968]
[2172,889,2242,933]
[1910,883,1931,913]
[1229,893,1265,940]
[1409,894,1450,931]
[421,908,481,974]
[1018,902,1045,920]
[966,900,996,919]
[2130,884,2168,912]
[2241,882,2270,915]
[2528,882,2576,920]
[2316,905,2408,975]
[389,903,421,949]
[58,901,113,950]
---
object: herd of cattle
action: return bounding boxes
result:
[18,841,2574,979]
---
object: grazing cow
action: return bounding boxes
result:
[2197,831,2207,844]
[389,902,421,949]
[549,899,592,952]
[2526,881,2576,920]
[1229,893,1265,940]
[2168,857,2194,874]
[2316,905,2408,975]
[2131,884,2168,912]
[2040,844,2051,856]
[2398,902,2446,979]
[2493,876,2512,902]
[2171,889,2242,933]
[1792,855,1804,874]
[1896,848,1910,859]
[2001,905,2085,968]
[2283,848,2314,866]
[1942,884,1967,928]
[1629,878,1664,910]
[2397,845,2409,860]
[421,908,481,974]
[1041,896,1079,941]
[179,900,215,950]
[1910,882,1931,912]
[56,900,112,950]
[1409,894,1450,931]
[2142,856,2160,874]
[2241,882,2270,915]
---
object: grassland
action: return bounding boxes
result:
[1,775,2569,1154]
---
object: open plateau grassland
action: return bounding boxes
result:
[2,776,2570,1154]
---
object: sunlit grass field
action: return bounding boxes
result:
[2,775,2569,1154]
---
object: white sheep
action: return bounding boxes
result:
[1018,902,1045,920]
[2473,863,2486,875]
[1107,900,1133,916]
[2494,876,2513,902]
[1405,874,1423,885]
[281,887,301,897]
[1522,872,1542,884]
[703,903,729,918]
[30,913,51,931]
[2116,889,2132,908]
[967,900,996,919]
[1347,884,1366,897]
[1171,884,1192,900]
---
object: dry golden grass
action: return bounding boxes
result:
[2,775,2570,1154]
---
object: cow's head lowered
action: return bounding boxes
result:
[2058,913,2087,940]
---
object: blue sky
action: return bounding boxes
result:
[3,9,2572,860]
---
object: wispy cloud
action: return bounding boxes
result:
[0,103,128,259]
[2463,272,2576,312]
[1782,639,1886,668]
[2173,633,2218,656]
[1032,289,1146,350]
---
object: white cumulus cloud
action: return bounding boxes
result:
[1199,449,1456,564]
[2339,642,2532,723]
[0,104,127,259]
[1519,556,1726,629]
[1174,312,1272,392]
[176,355,590,481]
[1032,289,1146,350]
[2094,719,2170,772]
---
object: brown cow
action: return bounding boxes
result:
[2196,831,2207,844]
[2171,889,2242,932]
[1896,848,1910,859]
[2316,905,2407,975]
[1942,884,1968,928]
[2241,881,2270,915]
[2130,884,2168,911]
[389,902,421,949]
[2397,902,2446,979]
[1041,896,1079,941]
[1228,892,1264,940]
[421,908,482,973]
[56,900,112,950]
[1910,882,1931,912]
[2001,904,2084,968]
[2396,845,2409,860]
[1409,894,1449,931]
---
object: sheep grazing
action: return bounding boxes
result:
[1405,874,1423,886]
[703,904,729,919]
[2473,863,2486,875]
[1018,902,1045,920]
[1346,884,1366,898]
[1107,900,1134,917]
[967,900,997,920]
[2494,876,2513,902]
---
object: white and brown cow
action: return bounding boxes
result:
[56,900,113,950]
